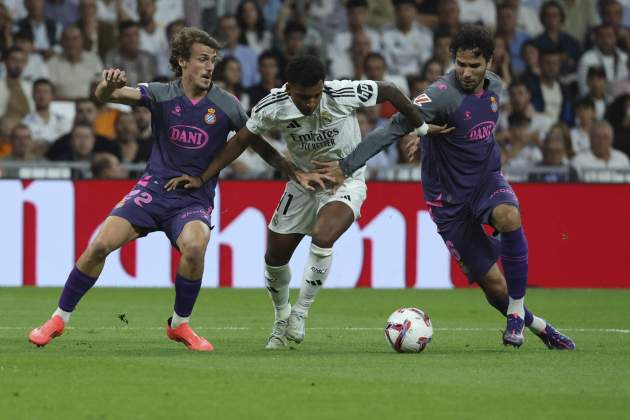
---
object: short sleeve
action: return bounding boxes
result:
[246,105,274,135]
[137,83,157,109]
[324,80,379,109]
[228,95,248,131]
[412,78,461,124]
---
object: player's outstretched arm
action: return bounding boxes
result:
[95,68,141,106]
[375,81,426,130]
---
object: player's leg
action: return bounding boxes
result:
[28,216,141,347]
[476,264,575,350]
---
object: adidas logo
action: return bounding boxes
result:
[286,120,301,129]
[342,195,351,201]
[306,279,323,286]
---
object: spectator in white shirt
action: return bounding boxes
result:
[572,119,630,171]
[570,97,596,156]
[137,0,169,57]
[457,0,496,28]
[329,29,374,80]
[577,24,628,96]
[235,0,273,55]
[22,78,72,149]
[502,112,543,169]
[13,30,50,83]
[382,0,433,76]
[329,0,381,66]
[499,80,553,142]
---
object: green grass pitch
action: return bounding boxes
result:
[1,288,629,420]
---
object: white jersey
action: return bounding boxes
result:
[246,80,379,181]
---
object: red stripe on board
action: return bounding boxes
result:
[23,202,36,286]
[356,238,372,287]
[120,242,137,277]
[171,249,181,283]
[219,244,232,287]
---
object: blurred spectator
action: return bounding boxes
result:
[505,0,544,36]
[578,24,629,97]
[499,80,553,144]
[590,0,630,52]
[571,119,630,171]
[214,56,249,110]
[528,126,579,182]
[274,1,324,59]
[584,66,610,119]
[457,0,496,28]
[382,0,433,77]
[114,112,150,162]
[104,20,158,87]
[132,105,153,143]
[0,115,20,158]
[91,151,128,178]
[364,52,409,118]
[13,30,50,82]
[276,21,309,78]
[1,124,43,177]
[417,0,441,29]
[522,46,574,124]
[219,15,259,89]
[366,0,395,29]
[571,97,597,155]
[420,58,443,85]
[47,25,104,100]
[44,0,80,26]
[434,0,460,36]
[77,0,117,61]
[609,57,630,98]
[605,93,630,157]
[560,0,598,44]
[22,78,72,147]
[329,1,381,65]
[496,2,530,75]
[4,1,27,21]
[329,29,373,80]
[246,51,282,110]
[520,40,541,78]
[156,19,185,78]
[0,3,13,52]
[0,47,34,120]
[489,37,514,88]
[533,1,582,77]
[502,112,543,168]
[236,0,273,55]
[432,30,453,72]
[137,0,169,58]
[15,0,62,59]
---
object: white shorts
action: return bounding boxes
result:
[268,178,367,235]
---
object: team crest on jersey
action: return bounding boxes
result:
[414,94,432,107]
[320,110,333,124]
[490,96,498,112]
[204,108,217,125]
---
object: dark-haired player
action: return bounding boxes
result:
[166,55,449,349]
[316,25,575,350]
[28,27,312,351]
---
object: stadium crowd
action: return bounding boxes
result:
[0,0,629,182]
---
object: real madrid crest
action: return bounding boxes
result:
[490,96,498,113]
[320,110,333,125]
[204,108,217,125]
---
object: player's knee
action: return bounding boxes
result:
[265,251,289,267]
[87,239,113,261]
[311,226,336,248]
[180,240,207,263]
[492,205,521,232]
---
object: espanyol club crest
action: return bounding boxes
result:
[490,96,498,112]
[204,108,217,125]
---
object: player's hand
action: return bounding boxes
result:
[427,124,455,135]
[102,68,128,90]
[164,174,203,191]
[294,170,333,192]
[404,135,421,163]
[312,160,345,191]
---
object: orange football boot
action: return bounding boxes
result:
[28,315,65,347]
[166,318,214,352]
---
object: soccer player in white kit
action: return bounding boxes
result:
[165,56,445,349]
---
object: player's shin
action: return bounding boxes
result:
[265,263,292,320]
[500,227,528,319]
[56,266,99,324]
[294,243,333,315]
[171,274,202,328]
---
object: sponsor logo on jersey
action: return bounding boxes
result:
[466,121,496,142]
[414,94,432,107]
[490,96,498,112]
[286,120,301,129]
[289,128,340,151]
[168,125,209,149]
[204,108,217,125]
[356,83,374,102]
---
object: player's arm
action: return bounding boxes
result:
[375,81,427,132]
[94,68,141,106]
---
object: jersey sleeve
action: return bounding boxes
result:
[412,78,461,124]
[226,95,248,132]
[324,80,378,110]
[246,103,275,135]
[137,82,158,111]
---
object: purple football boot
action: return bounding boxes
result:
[503,313,525,347]
[534,323,576,350]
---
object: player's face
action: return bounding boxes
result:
[454,49,488,93]
[287,81,324,116]
[181,43,217,91]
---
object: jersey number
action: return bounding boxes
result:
[356,83,374,103]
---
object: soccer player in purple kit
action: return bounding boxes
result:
[27,27,316,351]
[316,25,575,350]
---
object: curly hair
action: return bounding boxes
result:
[169,27,220,78]
[449,24,494,62]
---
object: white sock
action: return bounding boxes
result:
[294,243,333,316]
[265,263,292,320]
[171,312,189,328]
[53,307,71,325]
[507,297,525,319]
[529,316,547,333]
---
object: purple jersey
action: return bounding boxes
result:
[138,80,248,206]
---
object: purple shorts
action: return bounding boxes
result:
[428,172,519,281]
[111,176,213,247]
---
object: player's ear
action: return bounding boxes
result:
[178,57,187,71]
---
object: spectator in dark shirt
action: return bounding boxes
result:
[246,50,282,111]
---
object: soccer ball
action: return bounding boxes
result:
[384,307,433,353]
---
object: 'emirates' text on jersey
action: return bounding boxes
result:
[246,80,379,181]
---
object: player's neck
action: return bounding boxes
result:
[181,78,209,101]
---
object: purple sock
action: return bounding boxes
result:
[486,295,534,326]
[500,227,528,299]
[58,266,98,312]
[174,273,202,317]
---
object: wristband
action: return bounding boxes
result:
[414,121,429,137]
